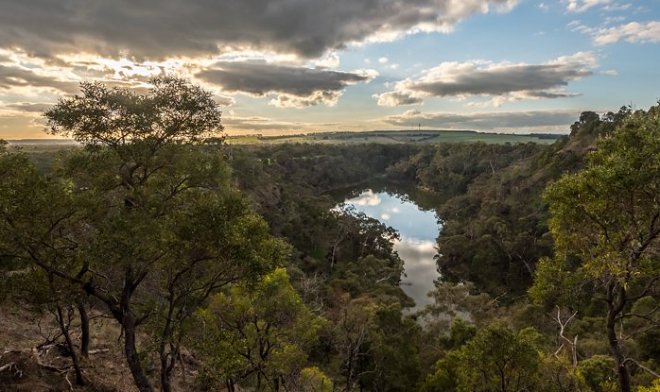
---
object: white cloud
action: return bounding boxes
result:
[570,20,660,45]
[564,0,630,13]
[312,52,341,69]
[565,0,611,13]
[593,21,660,45]
[350,190,382,206]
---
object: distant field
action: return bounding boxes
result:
[5,140,81,153]
[226,130,563,145]
[5,130,562,152]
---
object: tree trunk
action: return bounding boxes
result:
[160,368,172,392]
[124,313,154,392]
[159,294,178,392]
[77,301,90,358]
[160,351,174,392]
[56,304,85,386]
[606,283,631,392]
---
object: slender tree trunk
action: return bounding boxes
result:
[159,350,174,392]
[124,313,154,392]
[159,295,177,392]
[82,280,153,391]
[226,379,235,392]
[345,352,353,392]
[56,304,85,386]
[77,301,90,358]
[606,283,631,392]
[160,367,172,392]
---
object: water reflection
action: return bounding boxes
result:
[340,189,441,309]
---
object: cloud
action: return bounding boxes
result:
[0,63,78,93]
[565,0,611,13]
[374,52,596,106]
[564,0,631,13]
[375,91,424,106]
[223,115,306,132]
[569,20,660,45]
[349,190,382,206]
[3,103,53,114]
[0,114,47,138]
[383,109,580,131]
[213,95,236,107]
[0,0,518,60]
[587,21,660,45]
[196,61,376,108]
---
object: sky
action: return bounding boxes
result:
[0,0,659,139]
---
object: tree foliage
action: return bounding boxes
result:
[532,106,660,392]
[1,78,289,392]
[193,268,324,391]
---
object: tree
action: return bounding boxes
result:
[0,151,92,385]
[193,268,324,391]
[578,355,618,392]
[357,303,422,392]
[328,295,378,392]
[421,323,543,392]
[297,367,334,392]
[531,107,660,392]
[1,77,286,392]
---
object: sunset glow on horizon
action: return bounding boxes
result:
[1,0,659,139]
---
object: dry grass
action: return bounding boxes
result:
[0,304,200,392]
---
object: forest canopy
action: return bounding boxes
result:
[0,80,658,392]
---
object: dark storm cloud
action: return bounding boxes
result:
[197,61,370,96]
[384,109,579,129]
[0,0,517,59]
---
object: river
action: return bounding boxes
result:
[338,187,442,310]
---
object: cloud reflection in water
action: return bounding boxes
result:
[341,189,441,309]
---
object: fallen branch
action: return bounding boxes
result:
[32,347,70,373]
[64,371,74,391]
[88,348,110,355]
[624,358,660,378]
[0,362,23,378]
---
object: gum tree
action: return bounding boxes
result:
[532,107,660,392]
[1,78,288,392]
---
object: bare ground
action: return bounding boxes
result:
[0,305,201,392]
